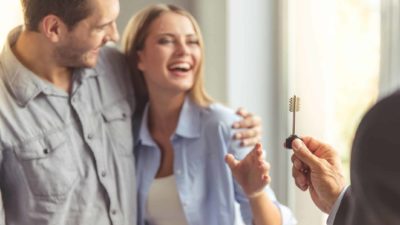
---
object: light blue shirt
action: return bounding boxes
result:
[135,97,297,225]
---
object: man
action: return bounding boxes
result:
[290,91,400,224]
[0,0,261,224]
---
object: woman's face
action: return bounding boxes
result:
[137,12,201,96]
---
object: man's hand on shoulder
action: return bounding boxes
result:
[232,107,262,147]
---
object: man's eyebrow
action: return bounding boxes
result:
[96,20,113,28]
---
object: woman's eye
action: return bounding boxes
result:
[158,38,173,44]
[187,39,199,45]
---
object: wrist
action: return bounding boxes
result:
[247,190,267,201]
[324,183,347,213]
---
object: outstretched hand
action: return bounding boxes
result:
[225,143,270,199]
[291,137,346,213]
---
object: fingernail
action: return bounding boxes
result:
[292,139,303,151]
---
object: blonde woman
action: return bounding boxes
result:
[122,4,296,225]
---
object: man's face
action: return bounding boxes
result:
[55,0,120,68]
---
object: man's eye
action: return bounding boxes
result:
[95,26,106,32]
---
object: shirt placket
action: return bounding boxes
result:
[70,77,120,224]
[171,137,192,218]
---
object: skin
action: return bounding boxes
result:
[226,144,282,225]
[54,0,120,68]
[291,137,346,213]
[12,0,120,92]
[138,12,200,105]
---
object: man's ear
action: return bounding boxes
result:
[40,14,68,42]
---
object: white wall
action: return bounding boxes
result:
[226,0,288,201]
[118,0,193,34]
[288,1,337,224]
[193,0,294,208]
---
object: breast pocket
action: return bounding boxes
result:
[13,131,78,199]
[102,100,134,156]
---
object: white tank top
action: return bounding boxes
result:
[145,175,189,225]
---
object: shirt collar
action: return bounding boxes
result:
[137,96,202,147]
[1,26,43,106]
[175,96,201,138]
[137,105,156,147]
[1,26,99,107]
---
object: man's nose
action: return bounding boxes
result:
[109,22,120,42]
[105,22,120,43]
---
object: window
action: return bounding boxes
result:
[327,0,380,181]
[285,0,380,224]
[0,0,23,48]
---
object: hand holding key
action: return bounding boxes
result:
[285,95,301,149]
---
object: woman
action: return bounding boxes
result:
[122,4,296,225]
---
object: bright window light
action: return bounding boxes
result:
[0,0,23,48]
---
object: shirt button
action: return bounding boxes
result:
[111,209,117,215]
[87,133,94,140]
[101,171,107,177]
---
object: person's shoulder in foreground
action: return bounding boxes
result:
[347,90,400,225]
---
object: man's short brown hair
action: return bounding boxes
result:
[20,0,92,31]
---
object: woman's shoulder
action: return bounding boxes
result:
[201,103,241,127]
[198,102,251,157]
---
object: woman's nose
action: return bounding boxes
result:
[175,42,190,56]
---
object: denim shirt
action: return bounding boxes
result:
[135,97,297,225]
[0,27,136,225]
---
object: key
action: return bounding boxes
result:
[285,95,301,149]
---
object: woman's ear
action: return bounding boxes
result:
[137,51,145,71]
[39,14,68,42]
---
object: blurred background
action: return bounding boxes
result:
[1,0,398,225]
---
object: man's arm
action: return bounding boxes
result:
[328,187,351,225]
[0,149,4,224]
[0,192,4,225]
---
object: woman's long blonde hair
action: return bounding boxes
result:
[121,4,213,115]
